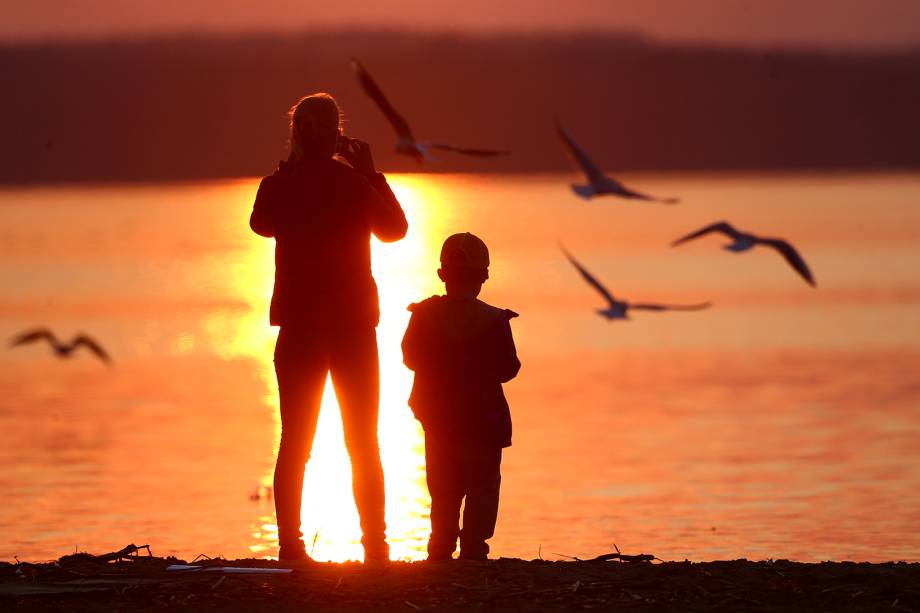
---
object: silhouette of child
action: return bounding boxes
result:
[401,232,521,561]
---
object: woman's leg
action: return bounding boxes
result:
[329,325,387,559]
[273,326,328,553]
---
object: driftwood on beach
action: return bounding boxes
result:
[2,545,918,611]
[91,544,152,564]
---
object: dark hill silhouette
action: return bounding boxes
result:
[1,30,918,183]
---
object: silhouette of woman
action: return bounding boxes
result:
[250,93,407,562]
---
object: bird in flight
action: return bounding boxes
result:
[561,246,711,320]
[556,120,679,203]
[671,221,816,287]
[9,329,113,365]
[350,58,510,162]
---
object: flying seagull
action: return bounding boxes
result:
[671,221,816,287]
[9,328,113,365]
[350,58,510,162]
[561,246,711,320]
[555,120,679,203]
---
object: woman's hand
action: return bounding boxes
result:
[342,138,377,176]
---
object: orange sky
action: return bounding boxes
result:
[3,0,920,49]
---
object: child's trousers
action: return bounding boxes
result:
[424,440,502,559]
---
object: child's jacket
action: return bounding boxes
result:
[402,295,521,448]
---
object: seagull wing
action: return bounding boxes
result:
[671,221,741,247]
[617,185,680,205]
[560,245,617,307]
[350,58,415,142]
[10,328,58,348]
[425,142,511,157]
[759,239,816,287]
[72,335,113,364]
[630,301,713,311]
[555,120,607,184]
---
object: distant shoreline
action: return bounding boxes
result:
[0,167,917,190]
[2,30,918,184]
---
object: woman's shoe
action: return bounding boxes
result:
[278,539,312,562]
[363,539,390,564]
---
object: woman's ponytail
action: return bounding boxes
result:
[288,93,344,162]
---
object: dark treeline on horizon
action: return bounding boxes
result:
[1,30,918,184]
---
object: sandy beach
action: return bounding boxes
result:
[3,546,919,611]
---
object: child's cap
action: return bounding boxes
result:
[440,232,490,270]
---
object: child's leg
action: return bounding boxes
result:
[425,440,464,560]
[458,447,502,560]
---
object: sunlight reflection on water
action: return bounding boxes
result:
[1,173,919,563]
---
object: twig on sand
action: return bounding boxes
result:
[551,553,583,561]
[552,545,656,563]
[586,552,656,563]
[310,531,321,557]
[587,542,656,562]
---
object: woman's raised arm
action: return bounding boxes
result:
[364,174,408,242]
[250,177,280,238]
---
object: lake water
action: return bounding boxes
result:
[0,172,918,563]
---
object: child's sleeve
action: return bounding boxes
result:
[401,306,425,372]
[492,312,521,383]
